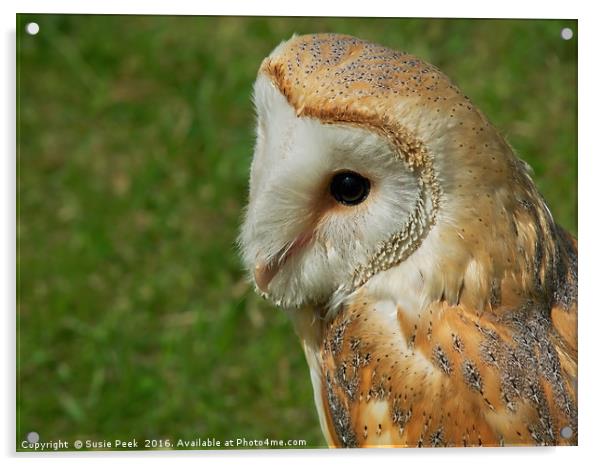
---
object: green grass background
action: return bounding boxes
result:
[17,15,577,450]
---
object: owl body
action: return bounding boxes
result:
[240,34,577,447]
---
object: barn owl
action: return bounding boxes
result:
[239,33,577,447]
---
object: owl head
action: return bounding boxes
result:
[240,33,552,311]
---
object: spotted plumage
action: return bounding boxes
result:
[240,33,577,447]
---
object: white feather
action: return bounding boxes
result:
[240,74,421,309]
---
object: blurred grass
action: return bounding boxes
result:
[16,15,577,450]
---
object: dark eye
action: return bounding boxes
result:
[329,171,371,206]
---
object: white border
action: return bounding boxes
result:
[5,0,583,18]
[3,1,599,465]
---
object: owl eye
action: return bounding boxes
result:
[330,171,371,206]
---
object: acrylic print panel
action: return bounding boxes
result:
[16,14,577,451]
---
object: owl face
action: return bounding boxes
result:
[239,75,421,308]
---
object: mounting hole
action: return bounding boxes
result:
[560,426,573,439]
[26,431,40,444]
[560,27,573,40]
[25,22,40,36]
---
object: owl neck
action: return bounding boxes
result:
[353,183,577,320]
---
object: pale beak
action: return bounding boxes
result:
[253,231,313,293]
[254,260,279,293]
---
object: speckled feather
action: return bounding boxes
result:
[256,34,577,447]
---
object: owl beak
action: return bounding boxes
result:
[253,232,313,293]
[254,260,278,293]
